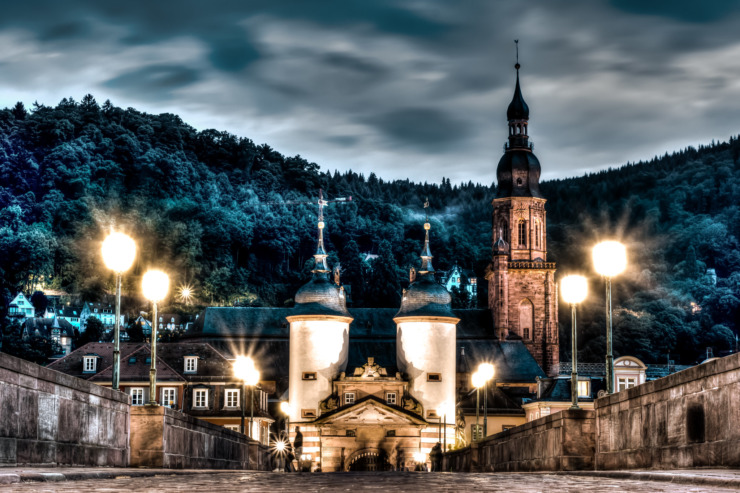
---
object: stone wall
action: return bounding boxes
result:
[0,351,130,467]
[595,352,740,469]
[444,409,595,472]
[130,406,269,469]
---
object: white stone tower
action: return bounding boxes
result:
[394,217,459,421]
[285,213,353,424]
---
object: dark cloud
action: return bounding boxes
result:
[1,0,739,183]
[367,108,470,149]
[104,65,200,94]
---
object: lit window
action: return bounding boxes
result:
[302,372,317,380]
[161,388,177,407]
[194,389,208,408]
[577,380,590,397]
[225,389,240,408]
[131,388,144,406]
[427,373,442,382]
[83,356,97,373]
[523,328,530,339]
[386,392,397,405]
[345,392,355,405]
[184,356,197,373]
[224,424,240,432]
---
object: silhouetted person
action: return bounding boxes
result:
[293,426,304,471]
[429,442,442,472]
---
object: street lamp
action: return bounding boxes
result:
[561,275,588,409]
[142,270,169,405]
[234,356,260,436]
[280,401,292,436]
[477,363,495,438]
[472,371,485,442]
[102,232,136,391]
[593,241,627,394]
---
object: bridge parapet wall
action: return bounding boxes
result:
[595,351,740,469]
[0,351,130,467]
[130,406,270,470]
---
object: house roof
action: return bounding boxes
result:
[458,385,525,415]
[47,342,143,379]
[456,340,545,383]
[534,376,607,403]
[90,345,185,383]
[22,317,75,339]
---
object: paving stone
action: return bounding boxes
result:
[4,471,740,492]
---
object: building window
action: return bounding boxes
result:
[386,430,396,437]
[346,429,356,437]
[224,424,240,432]
[427,373,442,382]
[161,388,177,408]
[618,377,636,392]
[386,392,397,405]
[519,299,534,340]
[302,372,317,380]
[518,220,527,247]
[194,389,208,408]
[501,220,509,243]
[225,389,240,408]
[471,424,483,441]
[344,392,355,405]
[301,409,317,419]
[83,356,97,373]
[577,380,590,397]
[130,388,144,406]
[502,425,516,431]
[427,410,438,419]
[184,356,197,373]
[523,328,530,339]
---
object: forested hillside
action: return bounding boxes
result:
[1,96,739,365]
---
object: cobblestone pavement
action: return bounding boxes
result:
[3,471,739,493]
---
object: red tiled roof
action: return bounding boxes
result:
[91,345,185,383]
[47,342,142,379]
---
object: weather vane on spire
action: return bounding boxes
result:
[424,197,430,223]
[515,39,520,70]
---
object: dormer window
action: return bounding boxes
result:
[83,356,97,373]
[184,356,197,373]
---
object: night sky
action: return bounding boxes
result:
[1,1,739,184]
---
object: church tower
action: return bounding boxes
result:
[486,54,559,376]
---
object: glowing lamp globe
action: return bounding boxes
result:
[472,371,485,389]
[478,362,495,382]
[234,355,260,385]
[561,275,588,305]
[592,241,627,278]
[280,401,292,415]
[142,270,169,303]
[275,441,286,452]
[102,232,136,273]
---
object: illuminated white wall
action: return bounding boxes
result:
[396,321,456,418]
[288,319,349,423]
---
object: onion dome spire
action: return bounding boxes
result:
[312,204,330,274]
[394,200,457,321]
[496,40,544,199]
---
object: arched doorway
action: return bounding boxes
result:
[347,449,391,472]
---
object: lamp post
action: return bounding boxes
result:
[561,275,588,409]
[102,232,136,391]
[233,356,259,470]
[472,371,485,442]
[593,241,627,394]
[142,270,169,405]
[280,401,291,437]
[477,363,494,438]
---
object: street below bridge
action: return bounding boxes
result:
[3,471,738,492]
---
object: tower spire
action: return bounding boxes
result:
[312,189,330,274]
[419,199,434,275]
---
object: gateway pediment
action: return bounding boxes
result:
[316,397,425,426]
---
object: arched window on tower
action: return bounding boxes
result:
[519,299,534,340]
[501,220,509,244]
[518,220,527,247]
[535,220,541,249]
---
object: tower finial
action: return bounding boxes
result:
[419,199,434,274]
[515,39,520,71]
[312,188,329,273]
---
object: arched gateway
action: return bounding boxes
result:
[347,448,391,472]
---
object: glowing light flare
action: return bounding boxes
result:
[472,371,485,389]
[280,401,292,415]
[413,452,426,463]
[102,232,136,273]
[592,241,627,278]
[561,275,588,305]
[142,270,170,303]
[233,355,260,386]
[478,362,495,382]
[177,284,194,304]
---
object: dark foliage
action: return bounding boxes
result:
[0,96,738,365]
